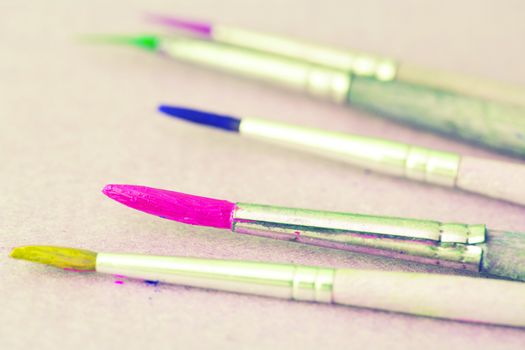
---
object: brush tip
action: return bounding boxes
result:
[102,184,235,229]
[102,184,125,200]
[9,247,22,259]
[10,246,97,271]
[78,34,160,51]
[145,13,213,37]
[158,105,241,132]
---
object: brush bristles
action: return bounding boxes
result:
[10,246,97,271]
[102,184,236,229]
[158,105,241,132]
[78,34,160,51]
[145,13,213,37]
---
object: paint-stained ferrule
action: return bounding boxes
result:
[213,25,398,81]
[96,253,335,302]
[232,203,485,271]
[239,118,461,187]
[160,37,351,103]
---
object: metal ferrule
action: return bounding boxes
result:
[239,118,461,187]
[160,37,351,103]
[213,25,398,81]
[96,253,335,303]
[232,203,485,271]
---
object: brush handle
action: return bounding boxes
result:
[240,118,461,187]
[482,230,525,281]
[456,156,525,206]
[212,25,525,106]
[163,37,351,104]
[239,116,525,205]
[349,76,525,157]
[162,36,525,156]
[397,63,525,107]
[97,252,525,327]
[333,269,525,327]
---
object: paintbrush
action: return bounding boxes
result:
[147,13,525,106]
[102,184,525,282]
[82,32,525,157]
[10,245,525,327]
[159,104,525,207]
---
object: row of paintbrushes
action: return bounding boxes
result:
[12,14,525,328]
[81,14,525,207]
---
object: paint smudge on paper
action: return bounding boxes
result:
[113,274,126,285]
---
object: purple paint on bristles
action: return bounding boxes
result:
[145,13,213,37]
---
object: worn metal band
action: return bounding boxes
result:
[161,37,351,103]
[234,203,485,244]
[214,25,398,81]
[232,203,484,271]
[96,253,335,303]
[240,118,461,187]
[292,266,335,303]
[233,219,483,271]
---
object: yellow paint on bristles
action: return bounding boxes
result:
[10,246,97,271]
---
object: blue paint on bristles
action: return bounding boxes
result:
[158,105,241,132]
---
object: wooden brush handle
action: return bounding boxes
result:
[397,63,525,107]
[349,76,525,157]
[456,156,525,206]
[482,230,525,282]
[332,269,525,327]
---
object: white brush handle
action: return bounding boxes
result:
[456,156,525,206]
[333,269,525,327]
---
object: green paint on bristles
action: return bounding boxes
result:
[78,34,160,51]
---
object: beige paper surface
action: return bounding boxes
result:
[2,1,525,349]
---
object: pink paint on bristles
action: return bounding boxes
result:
[102,184,235,229]
[145,13,213,37]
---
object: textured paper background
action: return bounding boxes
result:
[2,1,525,349]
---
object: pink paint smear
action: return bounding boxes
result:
[102,184,235,229]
